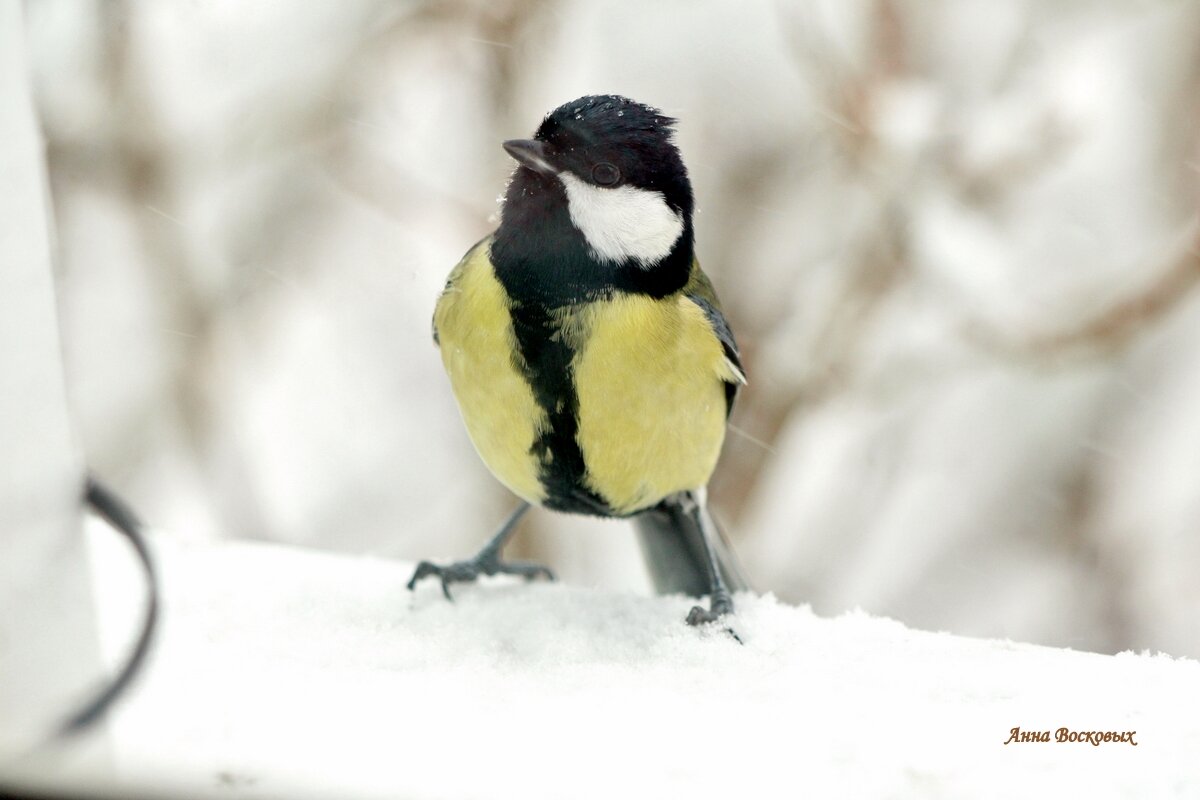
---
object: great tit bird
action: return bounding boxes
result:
[408,95,748,627]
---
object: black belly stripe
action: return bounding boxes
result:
[488,175,694,518]
[507,303,614,517]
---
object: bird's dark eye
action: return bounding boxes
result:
[591,162,620,186]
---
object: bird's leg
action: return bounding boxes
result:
[406,502,554,600]
[674,490,738,634]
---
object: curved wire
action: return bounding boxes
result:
[55,476,160,738]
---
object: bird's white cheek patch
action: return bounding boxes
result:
[559,173,684,268]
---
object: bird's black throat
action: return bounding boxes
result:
[491,171,693,306]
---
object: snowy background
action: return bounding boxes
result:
[25,0,1200,661]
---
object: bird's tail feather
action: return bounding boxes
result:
[632,499,749,597]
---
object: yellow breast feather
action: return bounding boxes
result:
[569,292,730,515]
[434,240,547,505]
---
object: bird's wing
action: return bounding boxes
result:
[433,235,492,346]
[683,261,745,415]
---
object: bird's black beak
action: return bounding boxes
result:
[503,139,557,176]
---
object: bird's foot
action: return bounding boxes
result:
[686,589,742,643]
[406,552,555,601]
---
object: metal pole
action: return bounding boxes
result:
[0,0,109,774]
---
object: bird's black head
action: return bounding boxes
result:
[525,95,694,220]
[492,95,696,306]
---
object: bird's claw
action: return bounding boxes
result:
[406,560,477,600]
[407,556,555,601]
[686,590,742,643]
